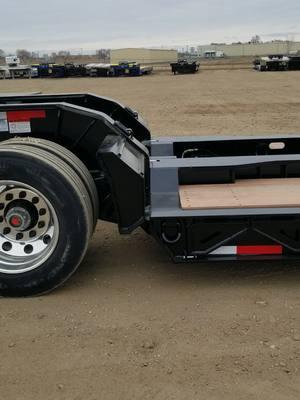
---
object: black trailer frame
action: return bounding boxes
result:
[1,93,300,295]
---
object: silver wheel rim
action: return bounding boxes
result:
[0,181,59,274]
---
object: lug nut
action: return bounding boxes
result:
[5,193,13,201]
[29,230,36,238]
[0,203,4,210]
[16,233,23,240]
[19,191,27,199]
[3,227,11,235]
[24,244,33,254]
[39,208,46,216]
[43,235,51,244]
[38,221,45,228]
[2,242,12,251]
[32,197,39,204]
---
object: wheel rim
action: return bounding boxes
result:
[0,181,59,274]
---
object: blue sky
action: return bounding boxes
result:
[0,0,299,52]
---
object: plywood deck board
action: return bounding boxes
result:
[179,178,300,210]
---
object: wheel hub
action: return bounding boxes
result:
[6,207,31,231]
[0,182,59,274]
[0,187,51,242]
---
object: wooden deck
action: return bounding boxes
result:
[179,178,300,210]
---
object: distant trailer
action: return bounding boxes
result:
[32,64,53,78]
[1,56,32,79]
[30,64,50,78]
[170,60,200,74]
[288,56,300,71]
[140,65,153,75]
[51,64,66,78]
[85,63,111,77]
[85,62,152,77]
[0,66,32,79]
[0,67,10,79]
[50,64,86,78]
[110,62,151,77]
[254,55,289,72]
[254,55,300,72]
[64,64,86,77]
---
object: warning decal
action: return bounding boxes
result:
[0,109,46,134]
[9,121,31,134]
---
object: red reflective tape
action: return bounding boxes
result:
[7,110,46,122]
[237,245,283,255]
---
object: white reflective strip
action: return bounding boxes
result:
[0,112,8,132]
[210,246,237,255]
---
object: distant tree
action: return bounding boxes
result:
[50,52,57,62]
[96,49,110,62]
[57,50,70,57]
[250,35,261,44]
[0,49,5,58]
[16,49,31,61]
[42,53,50,62]
[56,50,70,62]
[31,51,39,59]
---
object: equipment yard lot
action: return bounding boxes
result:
[1,70,300,400]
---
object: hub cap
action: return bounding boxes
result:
[0,182,59,274]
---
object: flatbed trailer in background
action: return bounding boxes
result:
[254,54,300,71]
[109,62,153,77]
[0,92,300,296]
[0,56,32,79]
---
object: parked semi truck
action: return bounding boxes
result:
[0,93,300,296]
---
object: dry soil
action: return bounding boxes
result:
[0,70,300,400]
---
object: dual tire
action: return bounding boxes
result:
[0,138,98,297]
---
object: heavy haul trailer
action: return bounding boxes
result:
[1,94,300,296]
[170,60,200,74]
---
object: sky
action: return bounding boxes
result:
[0,0,299,53]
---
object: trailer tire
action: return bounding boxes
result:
[0,144,93,297]
[1,137,99,229]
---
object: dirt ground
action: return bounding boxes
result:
[1,70,300,400]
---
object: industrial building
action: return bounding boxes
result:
[110,48,178,64]
[197,41,300,57]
